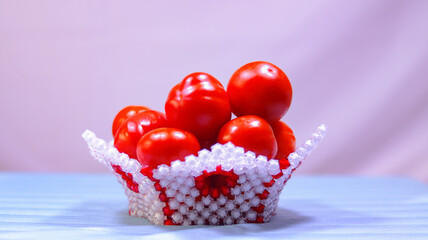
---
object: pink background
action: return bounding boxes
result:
[1,0,427,182]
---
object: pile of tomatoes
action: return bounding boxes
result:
[112,61,296,170]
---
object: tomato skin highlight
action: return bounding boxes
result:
[271,121,296,160]
[114,110,168,159]
[112,106,150,137]
[165,72,231,149]
[136,128,200,169]
[217,115,278,159]
[227,61,292,122]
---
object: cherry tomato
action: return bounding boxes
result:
[227,61,292,122]
[136,128,200,168]
[112,106,150,137]
[271,121,296,160]
[217,115,278,159]
[114,110,168,159]
[165,72,231,148]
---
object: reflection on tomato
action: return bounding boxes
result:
[114,110,168,159]
[227,61,292,122]
[165,72,231,149]
[112,106,150,137]
[271,121,296,160]
[217,115,278,159]
[136,128,200,169]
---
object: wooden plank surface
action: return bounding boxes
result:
[1,173,427,239]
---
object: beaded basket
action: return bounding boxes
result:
[82,124,326,225]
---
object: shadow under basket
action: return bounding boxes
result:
[82,124,327,226]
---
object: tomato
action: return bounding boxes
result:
[227,61,292,122]
[217,115,278,159]
[112,106,150,137]
[165,72,231,148]
[136,128,200,168]
[271,121,296,160]
[114,110,168,159]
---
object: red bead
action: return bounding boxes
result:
[154,182,163,191]
[263,179,275,187]
[278,158,290,169]
[165,219,175,225]
[195,180,205,189]
[201,187,210,197]
[252,204,265,213]
[163,206,174,216]
[211,188,219,198]
[257,190,270,200]
[220,186,229,195]
[159,192,168,202]
[140,166,155,181]
[273,171,283,179]
[256,216,264,223]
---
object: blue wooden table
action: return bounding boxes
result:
[1,173,427,239]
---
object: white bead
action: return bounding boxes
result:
[195,202,204,212]
[231,209,241,219]
[218,195,227,205]
[234,195,244,205]
[225,201,235,210]
[209,202,218,212]
[240,202,250,212]
[172,213,183,223]
[169,199,179,210]
[188,211,197,221]
[202,209,210,218]
[184,196,194,207]
[195,218,205,225]
[209,216,219,225]
[267,160,280,175]
[217,208,227,218]
[202,196,211,205]
[179,205,187,214]
[176,193,185,202]
[225,217,234,225]
[246,210,257,221]
[190,188,199,198]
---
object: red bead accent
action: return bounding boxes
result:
[201,186,210,197]
[263,179,275,187]
[273,171,283,179]
[211,188,219,198]
[257,190,270,200]
[158,192,168,202]
[164,219,176,225]
[112,164,139,193]
[163,206,175,216]
[154,182,163,191]
[278,158,290,169]
[252,204,265,213]
[140,166,156,181]
[220,186,229,195]
[256,216,264,223]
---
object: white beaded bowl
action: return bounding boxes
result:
[82,124,326,225]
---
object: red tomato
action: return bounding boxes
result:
[114,110,168,159]
[112,106,150,137]
[165,72,231,148]
[227,61,292,122]
[136,128,200,168]
[271,121,296,160]
[217,115,278,159]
